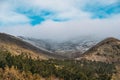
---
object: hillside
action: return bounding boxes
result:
[0,34,119,80]
[0,50,115,80]
[76,37,120,80]
[76,37,120,62]
[0,33,63,59]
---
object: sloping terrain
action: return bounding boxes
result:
[0,50,115,80]
[77,37,120,62]
[76,37,120,80]
[0,33,119,80]
[0,33,64,59]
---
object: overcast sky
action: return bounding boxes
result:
[0,0,120,41]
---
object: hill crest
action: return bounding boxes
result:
[76,37,120,62]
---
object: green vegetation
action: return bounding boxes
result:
[0,50,116,80]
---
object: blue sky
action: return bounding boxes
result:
[0,0,120,41]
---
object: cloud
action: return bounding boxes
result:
[81,1,120,18]
[1,0,119,25]
[0,0,30,26]
[1,14,120,41]
[0,0,92,26]
[0,0,120,41]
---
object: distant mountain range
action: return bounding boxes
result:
[1,33,120,62]
[19,36,100,58]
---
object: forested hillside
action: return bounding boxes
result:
[0,49,116,80]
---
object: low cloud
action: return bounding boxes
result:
[0,0,120,41]
[1,15,120,41]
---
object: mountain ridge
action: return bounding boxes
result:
[76,37,120,63]
[0,33,65,59]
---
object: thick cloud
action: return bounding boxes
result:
[0,0,120,41]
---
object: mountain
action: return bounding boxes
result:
[76,37,120,80]
[0,33,64,59]
[19,36,99,58]
[0,33,119,79]
[77,37,120,63]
